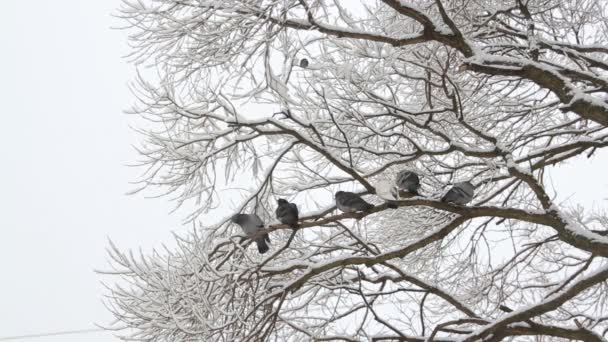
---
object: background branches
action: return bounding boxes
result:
[104,0,608,340]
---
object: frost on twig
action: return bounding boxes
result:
[105,0,608,340]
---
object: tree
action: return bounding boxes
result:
[104,0,608,340]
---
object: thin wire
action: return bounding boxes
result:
[0,328,106,341]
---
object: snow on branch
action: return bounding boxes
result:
[106,0,608,340]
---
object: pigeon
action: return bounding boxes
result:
[395,170,420,195]
[299,58,309,68]
[276,198,299,228]
[374,180,399,209]
[335,191,375,213]
[231,214,270,254]
[441,181,475,205]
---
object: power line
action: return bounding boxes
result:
[0,328,105,341]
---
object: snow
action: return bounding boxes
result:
[103,1,608,340]
[461,264,608,341]
[505,154,531,175]
[566,88,608,112]
[261,260,314,273]
[550,204,608,245]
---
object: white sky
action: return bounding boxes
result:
[0,1,606,341]
[0,1,184,341]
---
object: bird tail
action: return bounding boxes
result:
[256,236,270,254]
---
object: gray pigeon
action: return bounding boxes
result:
[276,198,299,228]
[396,170,420,195]
[441,181,475,205]
[299,58,309,68]
[335,191,374,213]
[231,214,270,254]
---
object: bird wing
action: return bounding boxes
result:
[452,186,470,199]
[342,193,369,207]
[460,183,475,198]
[397,171,419,190]
[444,187,471,204]
[251,214,264,227]
[441,189,457,202]
[289,203,299,216]
[276,205,288,218]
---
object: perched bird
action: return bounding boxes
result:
[299,58,309,68]
[396,170,420,195]
[335,191,375,213]
[374,180,399,209]
[441,181,475,205]
[231,214,270,254]
[276,198,299,228]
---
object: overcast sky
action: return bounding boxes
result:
[0,1,606,342]
[0,1,185,341]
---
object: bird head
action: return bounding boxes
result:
[335,191,344,198]
[230,214,243,224]
[277,198,288,205]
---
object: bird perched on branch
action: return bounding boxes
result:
[299,58,309,68]
[335,191,374,213]
[441,181,475,205]
[396,170,420,195]
[374,180,399,209]
[276,198,299,228]
[231,214,270,254]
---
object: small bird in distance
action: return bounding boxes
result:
[231,213,270,254]
[395,170,420,196]
[441,181,475,206]
[335,191,375,213]
[276,198,299,228]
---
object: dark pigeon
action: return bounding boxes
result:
[231,214,270,254]
[299,58,309,68]
[396,170,420,195]
[441,181,475,205]
[335,191,374,213]
[276,198,299,228]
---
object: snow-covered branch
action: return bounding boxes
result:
[105,0,608,340]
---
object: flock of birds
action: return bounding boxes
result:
[231,170,476,254]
